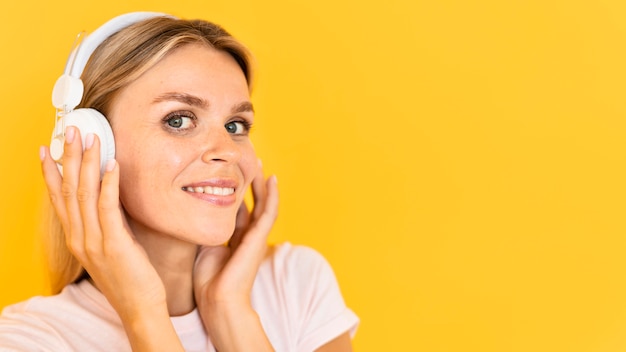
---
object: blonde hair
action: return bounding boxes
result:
[44,16,253,294]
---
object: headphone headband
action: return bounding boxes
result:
[52,11,172,111]
[66,12,170,78]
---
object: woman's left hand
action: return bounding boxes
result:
[193,161,278,351]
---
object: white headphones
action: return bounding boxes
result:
[50,12,170,176]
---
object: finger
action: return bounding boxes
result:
[250,159,267,221]
[60,126,86,255]
[229,202,250,251]
[40,145,69,234]
[193,246,231,299]
[228,158,265,252]
[230,175,278,272]
[78,134,104,254]
[248,176,279,247]
[97,159,133,252]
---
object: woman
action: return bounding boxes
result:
[0,12,358,351]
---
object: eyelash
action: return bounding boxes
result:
[162,111,197,131]
[226,119,253,135]
[161,112,253,135]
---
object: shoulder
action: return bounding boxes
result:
[255,242,337,293]
[0,281,126,351]
[0,288,77,349]
[266,242,333,274]
[2,280,117,324]
[252,242,359,351]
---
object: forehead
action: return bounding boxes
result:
[108,44,251,120]
[135,44,248,93]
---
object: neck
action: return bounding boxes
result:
[132,223,199,317]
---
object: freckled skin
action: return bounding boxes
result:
[107,44,257,245]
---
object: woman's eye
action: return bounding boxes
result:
[165,114,194,129]
[225,121,249,134]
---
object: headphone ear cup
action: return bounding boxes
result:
[57,108,116,178]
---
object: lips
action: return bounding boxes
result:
[181,179,239,206]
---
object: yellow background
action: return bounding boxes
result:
[1,0,626,351]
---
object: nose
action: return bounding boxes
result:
[200,128,242,164]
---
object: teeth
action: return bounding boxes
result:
[183,186,235,195]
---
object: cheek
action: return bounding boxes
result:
[115,134,187,189]
[240,144,258,185]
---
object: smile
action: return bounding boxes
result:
[182,186,235,196]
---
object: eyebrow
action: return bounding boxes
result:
[153,92,209,109]
[153,92,254,114]
[231,101,254,114]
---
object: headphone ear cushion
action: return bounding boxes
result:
[62,108,116,177]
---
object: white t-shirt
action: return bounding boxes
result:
[0,243,358,351]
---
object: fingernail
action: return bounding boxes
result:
[105,159,116,172]
[65,127,75,144]
[271,175,278,184]
[39,146,45,161]
[258,159,263,168]
[85,133,94,149]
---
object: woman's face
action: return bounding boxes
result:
[107,44,256,245]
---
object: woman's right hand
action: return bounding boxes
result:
[40,126,183,351]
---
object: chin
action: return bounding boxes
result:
[188,219,237,246]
